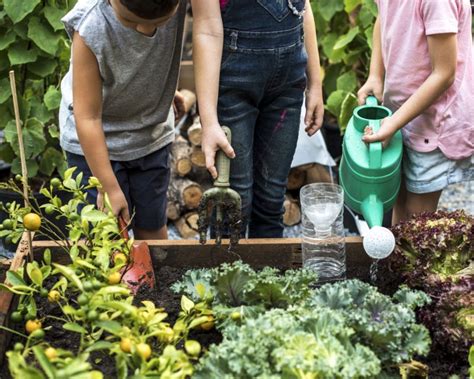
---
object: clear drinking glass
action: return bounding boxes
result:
[300,183,346,281]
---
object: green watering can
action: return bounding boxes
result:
[339,96,403,228]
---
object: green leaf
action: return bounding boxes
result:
[48,124,59,138]
[85,341,113,353]
[81,209,108,223]
[321,33,345,64]
[181,295,195,313]
[11,158,39,178]
[362,0,378,16]
[0,29,16,50]
[43,86,61,110]
[4,118,47,159]
[326,90,347,117]
[0,78,11,104]
[365,25,374,49]
[28,57,58,78]
[27,17,60,56]
[30,98,53,124]
[0,51,9,72]
[29,267,43,286]
[8,42,39,65]
[334,27,360,50]
[13,23,28,40]
[95,320,122,335]
[4,0,41,23]
[32,346,56,378]
[52,263,84,291]
[6,271,26,286]
[0,143,15,164]
[317,0,344,21]
[337,71,357,92]
[338,92,359,134]
[344,0,362,13]
[43,6,66,31]
[43,249,51,265]
[63,322,87,334]
[39,147,66,177]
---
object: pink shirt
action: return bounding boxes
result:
[376,0,474,160]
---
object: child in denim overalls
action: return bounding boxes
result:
[192,0,324,237]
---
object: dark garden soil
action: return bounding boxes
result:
[0,264,469,378]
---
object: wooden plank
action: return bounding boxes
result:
[31,237,371,273]
[0,232,32,365]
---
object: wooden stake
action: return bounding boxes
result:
[9,70,33,261]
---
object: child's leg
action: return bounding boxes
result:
[249,83,305,238]
[126,144,171,240]
[394,146,473,224]
[392,179,441,224]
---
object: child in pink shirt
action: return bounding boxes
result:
[358,0,473,224]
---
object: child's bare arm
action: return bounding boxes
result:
[358,16,384,104]
[72,32,130,220]
[303,0,324,136]
[363,33,457,145]
[191,0,235,179]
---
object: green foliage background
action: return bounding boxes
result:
[311,0,377,133]
[0,0,76,179]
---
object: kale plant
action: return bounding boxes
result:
[311,280,431,365]
[194,307,381,379]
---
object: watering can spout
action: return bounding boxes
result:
[361,194,384,228]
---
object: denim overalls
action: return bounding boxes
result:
[218,0,307,238]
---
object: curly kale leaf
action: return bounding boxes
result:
[311,279,431,365]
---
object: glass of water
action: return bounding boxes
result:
[300,183,345,281]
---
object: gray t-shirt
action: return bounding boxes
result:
[59,0,186,161]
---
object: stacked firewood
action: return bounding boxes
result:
[169,90,333,237]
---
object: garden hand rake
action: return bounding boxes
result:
[197,126,242,249]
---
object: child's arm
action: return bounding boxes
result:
[72,32,130,221]
[362,33,457,146]
[191,0,235,179]
[358,16,385,105]
[303,0,324,136]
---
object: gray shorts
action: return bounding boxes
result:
[66,144,171,230]
[403,146,473,194]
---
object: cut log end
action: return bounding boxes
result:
[175,212,199,238]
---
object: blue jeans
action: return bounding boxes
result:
[218,24,307,238]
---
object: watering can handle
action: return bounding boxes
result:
[366,96,383,169]
[214,126,232,187]
[366,96,379,106]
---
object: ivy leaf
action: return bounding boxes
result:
[44,86,61,110]
[0,51,9,71]
[28,57,58,77]
[43,6,66,31]
[8,41,39,65]
[317,0,344,22]
[11,158,39,177]
[365,25,374,49]
[0,143,15,164]
[338,92,359,134]
[344,0,362,13]
[30,97,53,123]
[334,27,360,50]
[321,33,345,64]
[4,0,41,23]
[326,90,347,118]
[4,118,47,159]
[337,71,357,92]
[0,29,16,50]
[39,147,66,177]
[28,17,60,56]
[0,78,11,104]
[48,124,59,138]
[362,0,378,16]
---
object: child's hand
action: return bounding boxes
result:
[357,76,384,105]
[97,187,130,223]
[173,90,186,121]
[362,116,399,148]
[304,86,324,136]
[202,123,236,179]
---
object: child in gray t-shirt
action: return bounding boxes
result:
[60,0,186,239]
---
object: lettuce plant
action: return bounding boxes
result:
[390,210,473,285]
[417,276,473,359]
